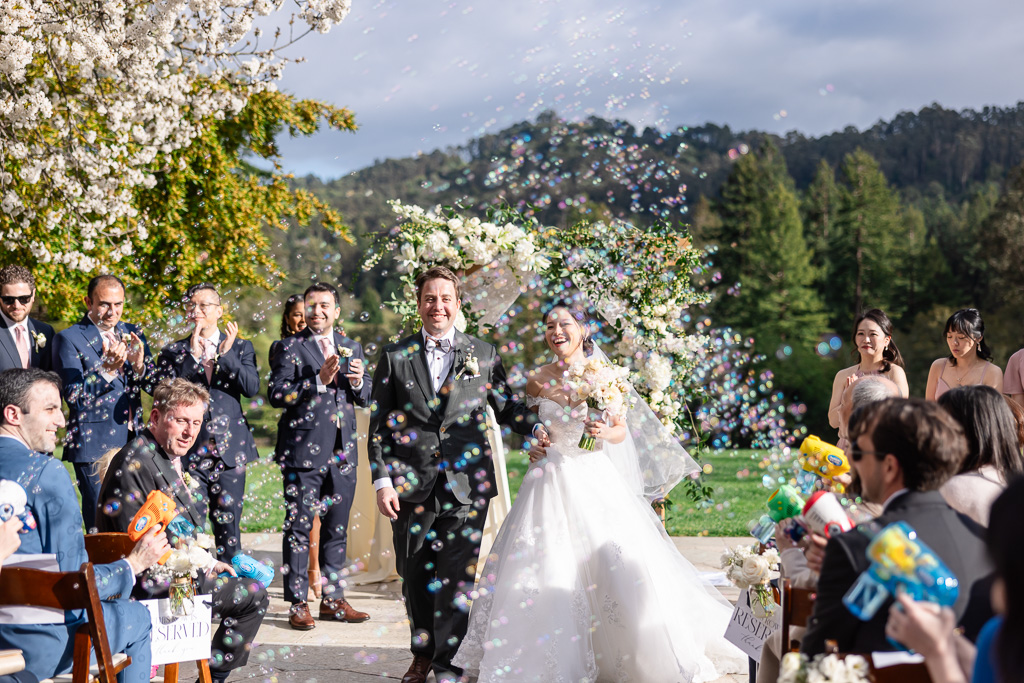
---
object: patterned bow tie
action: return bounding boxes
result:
[425,337,451,353]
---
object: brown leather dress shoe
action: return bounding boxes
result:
[288,602,315,631]
[401,654,432,683]
[319,597,370,623]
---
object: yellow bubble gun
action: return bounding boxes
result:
[798,435,850,493]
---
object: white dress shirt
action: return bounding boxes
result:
[190,329,221,364]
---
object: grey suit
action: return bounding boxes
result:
[802,489,994,655]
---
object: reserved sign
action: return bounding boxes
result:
[724,590,781,661]
[141,594,213,666]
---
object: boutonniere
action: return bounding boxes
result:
[337,346,353,359]
[455,345,480,380]
[181,471,200,492]
[32,332,45,352]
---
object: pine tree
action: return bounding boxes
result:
[803,159,840,280]
[827,149,907,331]
[709,141,829,353]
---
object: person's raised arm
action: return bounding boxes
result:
[827,370,847,429]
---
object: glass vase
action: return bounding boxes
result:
[169,576,195,617]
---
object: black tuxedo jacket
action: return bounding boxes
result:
[156,336,260,467]
[0,316,54,371]
[368,330,536,505]
[268,328,371,469]
[802,489,993,655]
[96,430,208,599]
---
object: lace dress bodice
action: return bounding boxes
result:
[529,395,601,458]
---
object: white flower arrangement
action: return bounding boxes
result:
[384,200,552,277]
[32,331,45,352]
[720,543,781,617]
[151,537,217,582]
[336,346,353,359]
[779,653,871,683]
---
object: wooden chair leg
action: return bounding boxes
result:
[163,662,179,683]
[197,659,213,683]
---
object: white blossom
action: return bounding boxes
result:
[0,0,352,269]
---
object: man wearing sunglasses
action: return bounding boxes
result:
[802,397,993,656]
[0,265,54,372]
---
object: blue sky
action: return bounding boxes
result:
[269,0,1024,179]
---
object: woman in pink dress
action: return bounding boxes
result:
[827,309,909,450]
[925,308,1002,401]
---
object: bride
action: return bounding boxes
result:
[453,302,746,683]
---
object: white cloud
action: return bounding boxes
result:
[270,0,1024,178]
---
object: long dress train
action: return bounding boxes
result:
[453,397,746,682]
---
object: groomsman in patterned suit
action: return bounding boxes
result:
[0,265,54,372]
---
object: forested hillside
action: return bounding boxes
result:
[281,102,1024,437]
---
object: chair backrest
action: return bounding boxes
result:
[84,533,135,565]
[781,578,817,652]
[869,662,933,683]
[0,562,119,683]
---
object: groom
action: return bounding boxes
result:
[369,265,547,683]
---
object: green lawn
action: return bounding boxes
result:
[64,447,768,538]
[504,448,767,537]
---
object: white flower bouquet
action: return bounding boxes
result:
[565,357,635,450]
[720,543,781,618]
[151,533,217,615]
[779,653,871,683]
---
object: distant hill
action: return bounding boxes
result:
[284,102,1024,305]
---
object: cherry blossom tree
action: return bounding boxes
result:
[0,0,354,318]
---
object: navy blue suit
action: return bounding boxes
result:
[268,328,371,604]
[0,436,152,683]
[0,317,54,371]
[156,335,260,560]
[52,315,155,529]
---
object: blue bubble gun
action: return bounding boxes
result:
[166,515,196,544]
[843,521,959,623]
[796,435,850,494]
[231,554,275,587]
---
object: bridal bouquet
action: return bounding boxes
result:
[565,357,635,450]
[778,653,871,683]
[719,543,781,618]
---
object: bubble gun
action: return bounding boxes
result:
[128,489,177,564]
[843,521,959,624]
[0,480,36,533]
[750,484,805,544]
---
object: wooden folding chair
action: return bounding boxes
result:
[84,533,213,683]
[0,562,130,683]
[780,577,817,652]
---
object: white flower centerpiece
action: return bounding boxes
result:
[151,532,218,616]
[720,543,781,618]
[778,652,871,683]
[564,356,636,450]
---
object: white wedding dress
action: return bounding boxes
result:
[454,397,746,683]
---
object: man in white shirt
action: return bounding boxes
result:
[0,265,54,372]
[268,282,372,629]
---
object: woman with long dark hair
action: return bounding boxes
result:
[827,309,909,447]
[926,308,1003,401]
[938,386,1024,526]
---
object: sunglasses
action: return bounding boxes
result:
[0,294,32,306]
[849,446,887,462]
